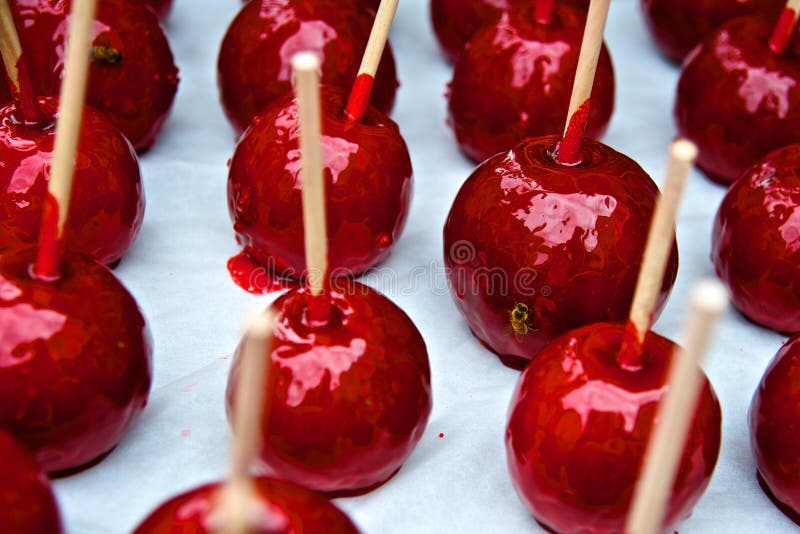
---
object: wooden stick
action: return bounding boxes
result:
[769,0,800,54]
[628,139,697,343]
[625,280,728,534]
[0,0,42,122]
[293,52,328,296]
[344,0,399,121]
[217,311,275,534]
[556,0,610,165]
[33,0,97,279]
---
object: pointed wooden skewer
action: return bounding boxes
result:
[769,0,800,54]
[556,0,610,165]
[215,311,275,534]
[293,52,328,296]
[628,139,698,344]
[344,0,399,122]
[32,0,97,279]
[0,0,43,123]
[625,280,728,534]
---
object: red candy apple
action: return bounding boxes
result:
[431,0,589,63]
[226,281,432,495]
[0,245,153,474]
[711,144,800,333]
[0,431,62,533]
[506,322,722,533]
[1,0,179,151]
[675,16,800,184]
[143,0,173,21]
[640,0,784,64]
[218,0,398,133]
[227,86,412,290]
[443,135,678,369]
[750,334,800,525]
[133,477,360,533]
[448,1,614,163]
[0,97,144,266]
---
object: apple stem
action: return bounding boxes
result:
[555,0,610,166]
[534,0,555,25]
[768,0,800,55]
[0,0,44,124]
[626,280,728,534]
[32,0,97,280]
[218,311,275,534]
[627,139,697,342]
[293,52,329,297]
[344,0,399,121]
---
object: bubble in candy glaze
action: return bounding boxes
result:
[711,144,800,333]
[443,136,678,369]
[218,0,398,133]
[675,16,800,184]
[0,0,179,151]
[0,97,144,266]
[226,282,431,495]
[133,478,360,533]
[0,246,152,474]
[227,87,412,290]
[750,335,800,526]
[448,2,614,163]
[640,0,784,63]
[0,431,62,533]
[506,322,722,533]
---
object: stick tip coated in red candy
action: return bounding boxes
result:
[506,322,722,533]
[345,73,375,122]
[769,7,800,54]
[556,98,591,166]
[225,282,431,496]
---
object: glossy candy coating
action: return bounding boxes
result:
[133,477,360,533]
[0,431,62,533]
[0,246,153,474]
[431,0,590,63]
[1,0,179,151]
[640,0,784,64]
[711,145,800,333]
[228,87,412,282]
[750,335,800,524]
[443,136,678,369]
[218,0,398,134]
[143,0,173,21]
[675,16,800,184]
[506,322,722,533]
[226,282,432,495]
[431,0,528,63]
[0,97,144,266]
[448,2,614,163]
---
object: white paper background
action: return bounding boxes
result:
[50,1,796,532]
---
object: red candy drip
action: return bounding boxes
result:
[556,98,591,165]
[768,7,799,54]
[345,73,375,122]
[533,0,555,24]
[227,251,298,295]
[32,192,62,281]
